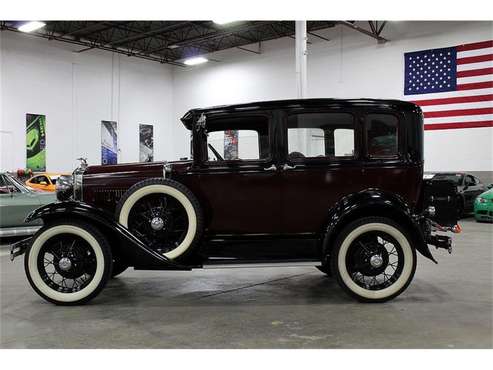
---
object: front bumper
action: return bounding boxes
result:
[474,202,493,221]
[10,237,31,261]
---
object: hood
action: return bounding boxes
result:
[84,160,193,177]
[478,188,493,200]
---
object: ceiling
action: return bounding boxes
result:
[0,21,388,66]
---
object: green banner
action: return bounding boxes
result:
[26,113,46,172]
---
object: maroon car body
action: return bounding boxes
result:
[16,99,460,304]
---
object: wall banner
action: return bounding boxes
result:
[139,124,154,162]
[101,120,118,165]
[26,113,46,171]
[224,129,238,160]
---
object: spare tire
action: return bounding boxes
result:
[115,178,203,260]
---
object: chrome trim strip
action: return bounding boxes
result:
[0,226,41,238]
[203,261,321,269]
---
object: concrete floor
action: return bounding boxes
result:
[0,218,491,348]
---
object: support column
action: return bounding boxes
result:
[295,20,308,98]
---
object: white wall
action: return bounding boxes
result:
[0,31,174,172]
[172,21,493,171]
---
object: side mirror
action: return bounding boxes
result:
[487,183,493,189]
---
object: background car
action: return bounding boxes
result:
[25,173,69,192]
[427,172,486,218]
[0,172,56,237]
[474,188,493,222]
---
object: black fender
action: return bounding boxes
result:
[25,201,190,270]
[322,188,437,263]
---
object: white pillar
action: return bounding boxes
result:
[295,20,308,98]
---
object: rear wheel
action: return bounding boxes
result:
[331,217,416,302]
[24,221,112,305]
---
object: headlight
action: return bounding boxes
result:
[477,197,487,203]
[56,175,73,201]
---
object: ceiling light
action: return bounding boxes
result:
[168,44,179,49]
[212,20,238,25]
[18,21,46,33]
[183,56,208,66]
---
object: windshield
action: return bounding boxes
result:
[433,173,464,185]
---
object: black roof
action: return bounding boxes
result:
[181,98,420,129]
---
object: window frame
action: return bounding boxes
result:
[200,112,274,167]
[364,111,404,161]
[282,109,360,165]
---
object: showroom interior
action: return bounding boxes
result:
[1,18,492,350]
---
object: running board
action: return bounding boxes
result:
[202,259,321,269]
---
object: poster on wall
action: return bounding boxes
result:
[224,130,238,160]
[26,113,46,172]
[101,120,118,165]
[139,124,154,162]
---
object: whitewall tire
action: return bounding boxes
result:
[116,178,203,260]
[24,221,112,305]
[330,217,417,302]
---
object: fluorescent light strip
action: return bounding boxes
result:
[184,56,208,66]
[18,21,46,33]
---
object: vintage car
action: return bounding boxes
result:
[25,173,70,192]
[426,172,487,218]
[11,99,461,305]
[0,172,56,237]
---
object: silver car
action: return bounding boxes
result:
[0,172,56,237]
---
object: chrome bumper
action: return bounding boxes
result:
[10,237,31,261]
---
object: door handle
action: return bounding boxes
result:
[263,164,277,172]
[282,163,297,170]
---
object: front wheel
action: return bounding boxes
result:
[24,220,113,305]
[330,217,417,303]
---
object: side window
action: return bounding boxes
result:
[30,176,40,184]
[287,112,355,160]
[206,116,270,162]
[366,113,399,158]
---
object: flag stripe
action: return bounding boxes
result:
[457,81,493,90]
[456,40,493,52]
[423,107,493,118]
[458,47,493,58]
[410,93,493,106]
[425,114,493,124]
[457,67,493,78]
[457,54,493,65]
[425,120,493,130]
[420,101,493,112]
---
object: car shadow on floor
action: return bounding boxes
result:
[94,270,451,307]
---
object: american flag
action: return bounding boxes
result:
[404,40,493,130]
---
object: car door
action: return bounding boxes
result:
[0,175,43,228]
[278,109,365,235]
[186,112,282,235]
[463,175,480,210]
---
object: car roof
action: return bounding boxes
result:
[181,98,421,129]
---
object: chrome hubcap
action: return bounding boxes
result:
[58,257,72,271]
[370,254,384,268]
[150,217,165,231]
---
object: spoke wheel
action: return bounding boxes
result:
[128,193,189,254]
[37,234,97,293]
[24,221,112,305]
[346,231,404,291]
[116,178,203,260]
[331,217,416,302]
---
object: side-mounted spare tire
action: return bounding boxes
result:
[115,178,204,261]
